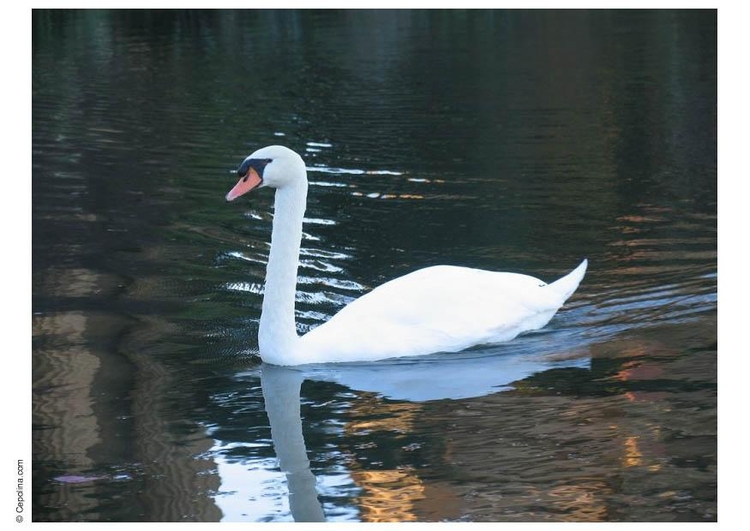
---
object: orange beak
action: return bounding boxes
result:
[225,167,263,202]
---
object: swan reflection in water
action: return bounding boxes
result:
[248,342,591,522]
[261,364,325,522]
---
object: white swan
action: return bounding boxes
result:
[226,145,587,366]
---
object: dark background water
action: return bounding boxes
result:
[31,9,716,522]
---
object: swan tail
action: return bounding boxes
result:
[547,259,588,302]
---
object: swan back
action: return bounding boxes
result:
[299,260,588,364]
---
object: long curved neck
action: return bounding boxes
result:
[258,178,308,364]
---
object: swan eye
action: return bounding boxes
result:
[237,158,273,180]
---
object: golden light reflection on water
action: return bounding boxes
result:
[342,397,445,522]
[623,436,643,468]
[344,396,421,435]
[352,468,424,522]
[544,482,610,522]
[338,360,669,522]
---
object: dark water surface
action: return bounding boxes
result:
[32,10,716,522]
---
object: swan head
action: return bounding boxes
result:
[225,145,306,202]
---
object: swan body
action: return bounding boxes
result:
[226,145,587,366]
